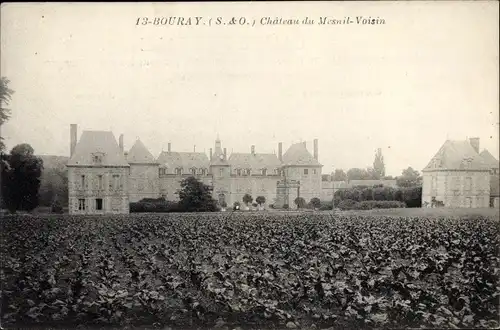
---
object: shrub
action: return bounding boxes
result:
[309,197,321,209]
[337,199,358,210]
[319,200,333,211]
[283,204,289,210]
[233,201,241,211]
[50,200,63,214]
[129,199,182,213]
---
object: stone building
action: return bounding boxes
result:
[479,149,500,208]
[421,137,495,208]
[126,139,160,202]
[67,125,130,214]
[66,124,324,214]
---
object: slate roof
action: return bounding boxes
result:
[423,140,490,172]
[282,142,321,167]
[157,151,210,173]
[67,131,129,167]
[228,152,282,173]
[479,149,499,169]
[126,139,157,164]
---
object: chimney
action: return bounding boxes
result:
[469,137,480,153]
[223,147,227,160]
[251,145,255,155]
[210,148,213,161]
[278,142,283,162]
[167,143,171,152]
[70,124,77,157]
[119,134,124,153]
[313,139,318,161]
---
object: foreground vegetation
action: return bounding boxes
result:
[1,212,499,329]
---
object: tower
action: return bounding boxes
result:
[209,136,231,206]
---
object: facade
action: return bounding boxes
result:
[67,124,324,214]
[67,125,130,214]
[479,149,500,208]
[422,138,497,208]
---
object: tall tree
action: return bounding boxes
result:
[373,148,385,179]
[332,169,347,181]
[347,168,372,180]
[0,77,15,152]
[396,167,422,188]
[177,176,217,212]
[1,143,43,213]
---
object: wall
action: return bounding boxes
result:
[283,166,322,202]
[129,164,160,202]
[68,166,129,214]
[422,170,490,208]
[229,175,280,207]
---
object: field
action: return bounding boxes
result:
[1,211,499,329]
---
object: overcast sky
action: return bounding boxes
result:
[1,2,498,176]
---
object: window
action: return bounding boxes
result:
[112,174,120,190]
[262,169,267,176]
[96,198,103,210]
[274,168,278,175]
[465,177,472,190]
[236,169,242,176]
[97,175,103,190]
[78,199,86,211]
[304,169,309,175]
[191,168,197,175]
[312,169,317,174]
[219,168,224,176]
[81,175,86,189]
[175,168,182,175]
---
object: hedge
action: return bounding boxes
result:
[337,199,406,211]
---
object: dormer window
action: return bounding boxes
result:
[175,168,183,175]
[92,152,104,164]
[191,168,197,175]
[243,169,251,176]
[261,168,267,176]
[236,169,242,176]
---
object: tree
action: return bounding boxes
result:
[256,196,266,206]
[0,77,15,152]
[332,169,347,181]
[396,167,422,188]
[177,176,217,212]
[373,148,385,179]
[347,168,371,180]
[242,193,253,206]
[1,144,43,213]
[294,196,306,209]
[309,197,321,209]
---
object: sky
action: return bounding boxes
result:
[1,2,498,176]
